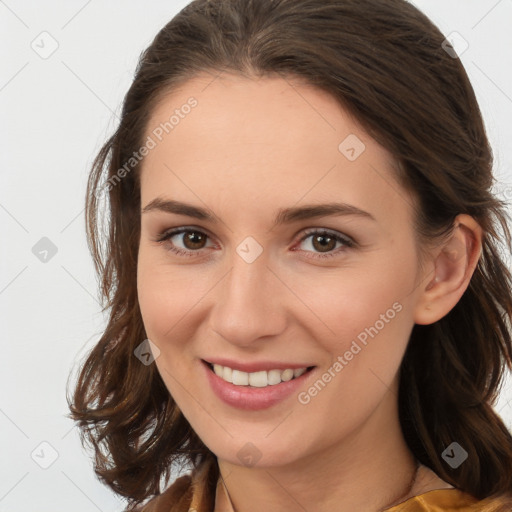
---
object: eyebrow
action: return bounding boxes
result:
[141,198,376,227]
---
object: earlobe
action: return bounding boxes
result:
[414,215,482,325]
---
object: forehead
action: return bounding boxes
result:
[139,72,414,226]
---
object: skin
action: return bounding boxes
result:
[137,72,482,511]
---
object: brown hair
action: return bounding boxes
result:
[69,0,512,506]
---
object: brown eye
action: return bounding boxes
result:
[156,228,214,257]
[182,231,207,250]
[295,229,355,260]
[311,234,337,253]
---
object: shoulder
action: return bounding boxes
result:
[387,465,512,512]
[457,491,512,511]
[478,493,512,511]
[387,488,512,511]
[131,457,218,512]
[133,473,194,512]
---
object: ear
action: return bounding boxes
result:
[414,214,483,325]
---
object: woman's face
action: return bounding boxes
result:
[137,73,430,467]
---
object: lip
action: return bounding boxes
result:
[201,359,316,410]
[203,357,314,373]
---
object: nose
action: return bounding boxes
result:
[208,251,287,348]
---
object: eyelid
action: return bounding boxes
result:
[295,227,355,246]
[155,225,214,243]
[154,226,218,251]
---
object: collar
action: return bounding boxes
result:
[188,460,490,512]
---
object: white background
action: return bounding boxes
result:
[1,1,511,510]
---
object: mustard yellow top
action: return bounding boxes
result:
[140,458,512,512]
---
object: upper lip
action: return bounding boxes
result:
[203,358,315,373]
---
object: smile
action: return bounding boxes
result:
[201,358,317,410]
[207,362,313,388]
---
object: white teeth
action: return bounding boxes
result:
[210,363,310,387]
[223,366,233,383]
[267,369,282,385]
[294,368,306,378]
[248,371,268,388]
[281,368,294,382]
[232,369,249,386]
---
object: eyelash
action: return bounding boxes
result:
[155,227,356,260]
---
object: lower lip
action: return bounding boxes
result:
[202,360,315,410]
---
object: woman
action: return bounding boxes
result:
[69,0,512,510]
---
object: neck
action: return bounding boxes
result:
[217,389,419,512]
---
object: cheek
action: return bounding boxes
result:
[137,245,206,339]
[136,253,204,402]
[289,253,416,345]
[137,257,182,349]
[294,272,414,432]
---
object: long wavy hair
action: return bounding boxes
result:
[69,0,512,507]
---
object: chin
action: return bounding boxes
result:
[204,434,305,469]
